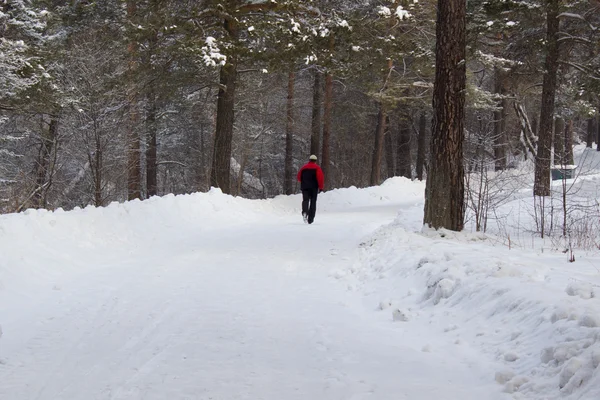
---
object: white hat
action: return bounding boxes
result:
[309,154,317,161]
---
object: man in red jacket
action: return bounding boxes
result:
[297,154,324,224]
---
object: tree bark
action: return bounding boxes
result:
[370,57,394,186]
[588,117,595,148]
[416,112,427,180]
[553,117,564,166]
[94,128,103,207]
[321,71,333,190]
[423,0,466,231]
[565,119,574,164]
[370,108,387,186]
[597,111,600,152]
[210,18,238,194]
[146,86,158,197]
[384,116,394,179]
[310,69,322,157]
[33,115,59,208]
[145,13,159,199]
[534,0,560,197]
[396,119,412,179]
[493,68,507,171]
[127,0,141,201]
[284,70,295,195]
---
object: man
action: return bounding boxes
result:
[297,154,324,224]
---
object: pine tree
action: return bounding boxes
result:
[423,0,467,231]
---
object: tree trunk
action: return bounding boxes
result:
[310,69,322,157]
[370,107,387,186]
[370,56,395,186]
[236,152,248,196]
[321,71,333,190]
[145,15,159,199]
[210,19,238,194]
[416,112,427,180]
[588,117,595,149]
[384,116,394,179]
[565,119,574,164]
[531,114,538,160]
[284,70,295,195]
[534,0,560,197]
[423,0,466,231]
[199,123,206,191]
[396,119,412,178]
[553,117,564,166]
[33,115,58,208]
[597,111,600,152]
[127,0,141,201]
[94,130,103,207]
[493,68,507,171]
[146,86,158,197]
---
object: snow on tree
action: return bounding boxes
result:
[0,0,48,103]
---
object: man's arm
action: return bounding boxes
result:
[317,167,324,190]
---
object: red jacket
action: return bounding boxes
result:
[297,162,324,190]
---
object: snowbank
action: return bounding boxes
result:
[345,215,600,400]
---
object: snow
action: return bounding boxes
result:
[290,19,301,33]
[395,6,411,20]
[201,36,226,67]
[1,153,600,398]
[378,6,392,17]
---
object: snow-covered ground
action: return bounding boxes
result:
[1,153,600,399]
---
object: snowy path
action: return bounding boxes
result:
[0,192,508,400]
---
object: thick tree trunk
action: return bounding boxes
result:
[321,71,333,190]
[493,68,507,171]
[588,117,595,148]
[553,117,564,166]
[310,69,322,157]
[384,116,394,179]
[396,120,412,179]
[127,0,141,201]
[210,19,238,194]
[416,112,427,180]
[284,71,295,195]
[534,0,560,197]
[146,86,158,197]
[370,107,386,186]
[423,0,466,231]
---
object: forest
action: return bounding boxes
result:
[1,0,599,228]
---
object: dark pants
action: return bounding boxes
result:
[301,188,318,223]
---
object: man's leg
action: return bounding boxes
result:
[308,188,318,224]
[301,190,310,217]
